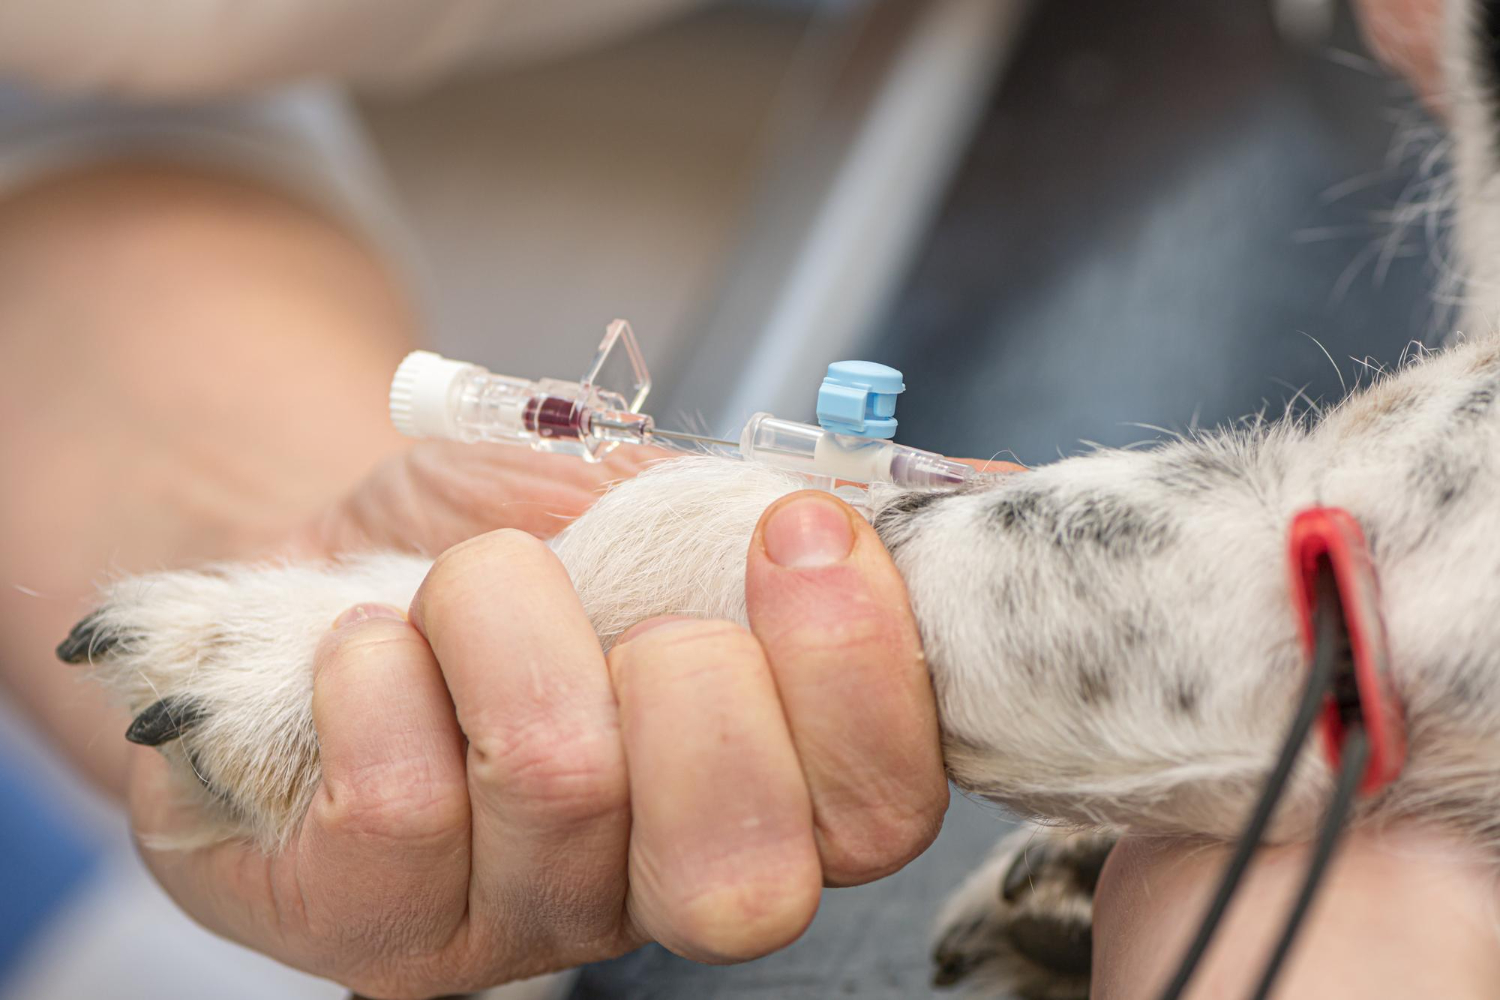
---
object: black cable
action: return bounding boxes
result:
[1246,725,1369,1000]
[1155,592,1342,1000]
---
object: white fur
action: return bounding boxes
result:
[67,1,1500,992]
[86,459,809,848]
[88,553,431,847]
[551,457,808,647]
[84,343,1500,851]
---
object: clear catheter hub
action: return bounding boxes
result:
[389,320,659,462]
[737,413,972,489]
[388,320,975,491]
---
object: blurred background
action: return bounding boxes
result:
[0,0,1444,997]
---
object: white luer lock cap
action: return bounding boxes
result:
[389,350,478,439]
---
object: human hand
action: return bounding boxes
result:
[288,438,663,559]
[126,484,952,997]
[1353,0,1443,102]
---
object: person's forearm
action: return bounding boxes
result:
[0,162,417,794]
[1093,824,1500,998]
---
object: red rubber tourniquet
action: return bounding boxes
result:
[1287,507,1405,796]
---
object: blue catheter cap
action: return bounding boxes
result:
[816,360,905,439]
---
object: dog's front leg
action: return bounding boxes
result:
[880,332,1500,847]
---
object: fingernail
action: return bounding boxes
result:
[332,604,406,629]
[615,616,695,645]
[764,494,855,568]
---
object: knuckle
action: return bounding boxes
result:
[316,618,418,669]
[467,723,626,826]
[429,524,546,578]
[423,530,552,611]
[315,755,469,846]
[609,620,762,678]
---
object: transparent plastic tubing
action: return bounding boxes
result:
[392,352,977,487]
[738,412,973,489]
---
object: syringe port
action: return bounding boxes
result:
[389,350,481,440]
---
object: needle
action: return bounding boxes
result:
[652,428,737,448]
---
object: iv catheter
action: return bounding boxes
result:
[388,319,975,492]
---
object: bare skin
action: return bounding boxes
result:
[0,163,955,995]
[1093,827,1500,999]
[1355,0,1444,104]
[0,164,652,792]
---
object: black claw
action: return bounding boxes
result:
[56,613,122,664]
[125,698,206,746]
[931,952,973,987]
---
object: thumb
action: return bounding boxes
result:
[742,490,947,885]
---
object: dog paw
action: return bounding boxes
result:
[58,553,432,849]
[932,825,1115,999]
[58,457,805,850]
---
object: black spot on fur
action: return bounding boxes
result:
[1078,664,1113,705]
[1153,447,1244,493]
[1116,612,1148,649]
[1453,374,1500,424]
[992,490,1046,532]
[1430,665,1488,723]
[1169,679,1201,717]
[990,576,1023,619]
[1409,449,1478,510]
[990,489,1171,559]
[1069,497,1167,556]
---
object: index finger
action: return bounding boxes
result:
[744,491,948,887]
